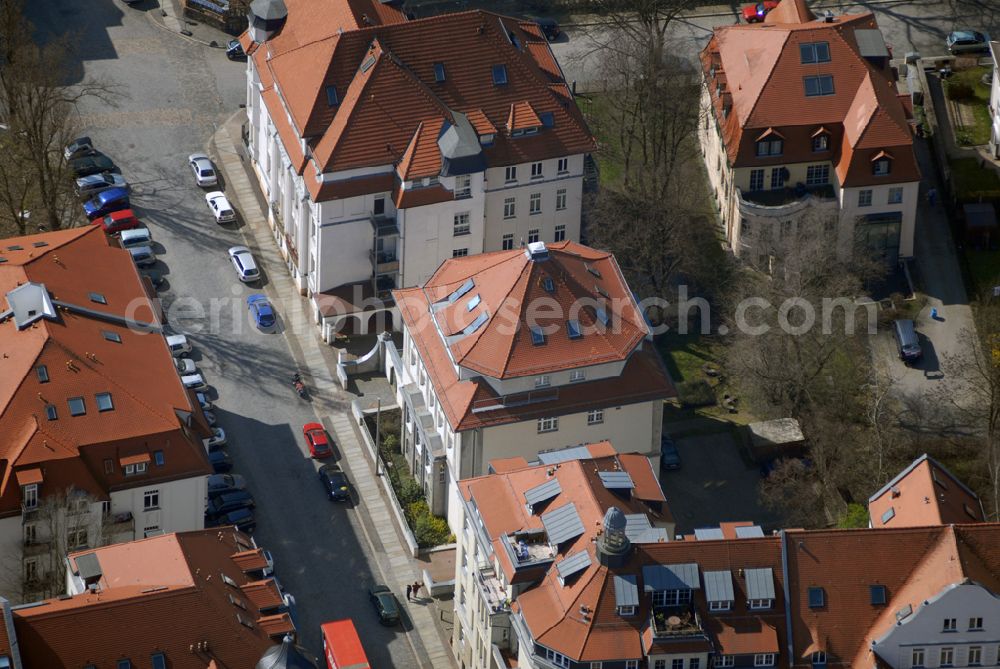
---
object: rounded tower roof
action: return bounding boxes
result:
[250,0,287,22]
[604,506,627,532]
[256,635,318,669]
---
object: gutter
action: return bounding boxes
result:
[780,530,795,664]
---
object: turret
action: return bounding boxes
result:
[248,0,287,44]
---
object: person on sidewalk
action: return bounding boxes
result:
[412,581,422,600]
[406,584,412,601]
[927,187,937,207]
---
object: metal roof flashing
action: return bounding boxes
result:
[6,282,58,329]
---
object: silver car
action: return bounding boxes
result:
[189,153,218,187]
[206,191,236,223]
[946,30,989,54]
[75,173,129,200]
[128,245,156,267]
[181,373,208,391]
[228,246,260,282]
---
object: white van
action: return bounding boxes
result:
[120,227,152,249]
[166,334,192,357]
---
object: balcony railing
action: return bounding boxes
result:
[471,388,559,414]
[478,567,511,614]
[650,606,705,640]
[737,184,837,218]
[370,249,399,274]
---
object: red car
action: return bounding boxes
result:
[303,422,333,458]
[742,1,778,23]
[97,209,140,235]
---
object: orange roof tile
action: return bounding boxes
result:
[14,468,43,486]
[257,613,296,637]
[507,101,542,132]
[241,579,284,611]
[231,548,270,573]
[868,454,983,527]
[397,118,445,180]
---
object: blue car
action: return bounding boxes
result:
[83,187,130,220]
[660,435,681,470]
[247,294,275,329]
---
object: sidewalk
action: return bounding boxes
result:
[210,111,456,669]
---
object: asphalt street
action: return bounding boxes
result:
[30,1,419,665]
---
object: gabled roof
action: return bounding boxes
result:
[4,529,285,667]
[868,454,983,528]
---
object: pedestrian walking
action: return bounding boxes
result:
[927,187,937,207]
[412,581,422,599]
[405,584,412,601]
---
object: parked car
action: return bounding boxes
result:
[893,319,923,363]
[188,153,218,187]
[228,246,260,283]
[536,17,560,41]
[206,491,255,518]
[369,584,400,625]
[262,549,275,576]
[660,435,681,470]
[195,390,213,411]
[226,39,246,60]
[207,473,246,496]
[64,136,94,160]
[203,411,217,427]
[166,333,192,357]
[302,422,333,458]
[206,191,236,223]
[128,245,156,267]
[742,1,779,22]
[946,30,989,54]
[119,227,152,249]
[69,152,116,178]
[318,463,351,501]
[97,209,140,235]
[84,187,130,220]
[181,373,207,391]
[206,427,227,450]
[206,507,255,533]
[175,357,197,375]
[208,450,234,473]
[76,173,129,200]
[247,294,276,329]
[140,268,165,289]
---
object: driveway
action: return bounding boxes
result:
[660,425,782,534]
[34,2,419,665]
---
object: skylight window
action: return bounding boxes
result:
[567,320,582,339]
[32,241,47,248]
[800,42,831,64]
[325,85,339,107]
[467,294,481,311]
[360,54,376,73]
[595,307,610,326]
[804,75,834,97]
[540,112,555,128]
[433,62,446,82]
[95,392,114,412]
[595,284,610,299]
[881,506,895,524]
[448,278,475,303]
[45,405,57,421]
[492,64,508,86]
[530,325,545,346]
[7,245,22,251]
[102,331,122,343]
[68,397,86,416]
[585,262,601,278]
[151,654,166,669]
[542,277,555,293]
[36,365,49,383]
[808,587,825,608]
[463,312,489,336]
[870,585,887,605]
[89,292,107,305]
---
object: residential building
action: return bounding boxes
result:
[453,444,673,669]
[0,227,212,602]
[384,240,675,529]
[868,453,985,528]
[239,0,595,339]
[990,41,1000,157]
[699,0,920,268]
[0,528,297,668]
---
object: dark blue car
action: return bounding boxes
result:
[660,435,681,470]
[84,187,130,220]
[247,294,275,329]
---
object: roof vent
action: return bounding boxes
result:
[525,241,548,261]
[824,9,835,22]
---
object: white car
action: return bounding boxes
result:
[166,334,192,357]
[175,358,196,375]
[181,373,207,391]
[206,191,236,223]
[206,427,227,448]
[228,246,260,283]
[189,153,218,187]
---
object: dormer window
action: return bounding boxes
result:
[756,138,783,157]
[812,128,830,152]
[873,154,892,176]
[617,605,636,616]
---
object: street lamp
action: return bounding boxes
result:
[374,397,381,477]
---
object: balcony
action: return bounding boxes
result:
[471,388,559,414]
[650,606,705,640]
[370,215,399,238]
[737,184,837,219]
[104,511,134,536]
[21,504,39,522]
[370,249,399,274]
[500,531,555,570]
[478,566,511,614]
[22,539,51,558]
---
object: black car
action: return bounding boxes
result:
[64,136,94,160]
[208,473,246,496]
[536,17,561,41]
[369,584,400,625]
[206,490,255,518]
[318,463,351,501]
[226,39,246,60]
[660,435,681,470]
[69,153,116,178]
[206,507,255,534]
[208,450,233,473]
[140,268,165,289]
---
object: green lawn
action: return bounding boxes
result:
[966,249,1000,294]
[576,93,623,184]
[947,66,992,146]
[950,157,1000,201]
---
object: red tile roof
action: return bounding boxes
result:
[7,529,283,667]
[249,8,594,200]
[868,454,983,528]
[0,227,210,517]
[701,1,918,187]
[394,242,674,430]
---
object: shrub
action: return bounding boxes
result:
[397,478,424,507]
[837,503,870,528]
[406,499,429,526]
[413,511,451,548]
[946,81,974,101]
[677,379,716,407]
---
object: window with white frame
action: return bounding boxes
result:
[690,660,701,669]
[143,525,161,538]
[543,648,569,668]
[943,617,957,631]
[805,164,829,185]
[617,605,636,616]
[812,133,829,152]
[453,248,468,258]
[24,559,38,583]
[531,162,543,179]
[749,168,765,191]
[22,484,38,510]
[592,662,605,669]
[556,189,567,211]
[873,157,891,176]
[143,489,159,510]
[554,224,566,241]
[754,654,776,667]
[770,167,786,188]
[505,166,517,183]
[453,212,471,236]
[652,589,692,607]
[968,646,982,666]
[67,526,88,550]
[528,229,540,244]
[709,599,732,611]
[714,657,734,668]
[587,408,603,425]
[23,523,36,545]
[503,197,516,219]
[557,158,568,174]
[537,417,558,433]
[749,598,773,610]
[858,189,873,207]
[653,661,666,669]
[939,647,954,667]
[811,651,826,666]
[570,370,586,383]
[888,187,903,204]
[625,662,638,669]
[502,233,514,250]
[530,193,541,214]
[534,375,550,388]
[911,648,925,667]
[756,139,782,157]
[672,660,684,669]
[455,174,472,198]
[970,617,984,630]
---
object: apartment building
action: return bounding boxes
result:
[452,443,673,669]
[0,227,212,602]
[0,529,297,668]
[699,0,920,268]
[383,240,675,530]
[239,0,595,339]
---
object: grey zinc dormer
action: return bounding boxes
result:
[6,282,58,330]
[438,112,485,177]
[248,0,288,43]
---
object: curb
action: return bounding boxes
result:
[146,6,228,48]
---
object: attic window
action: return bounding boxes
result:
[36,365,49,383]
[89,292,107,305]
[467,294,481,311]
[95,392,114,412]
[448,278,475,303]
[542,276,555,293]
[800,42,831,64]
[964,503,977,519]
[32,241,47,248]
[151,654,166,669]
[585,262,601,278]
[237,613,255,629]
[808,587,825,608]
[880,506,895,524]
[540,112,555,127]
[68,396,86,416]
[492,64,508,86]
[7,245,22,251]
[595,284,610,299]
[567,320,582,339]
[118,661,132,669]
[228,593,247,609]
[221,573,237,588]
[45,405,57,421]
[463,312,489,336]
[530,325,545,346]
[325,85,339,107]
[103,331,122,343]
[595,306,610,326]
[932,469,947,489]
[433,62,446,82]
[804,75,834,97]
[872,156,892,176]
[360,54,376,73]
[870,585,887,605]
